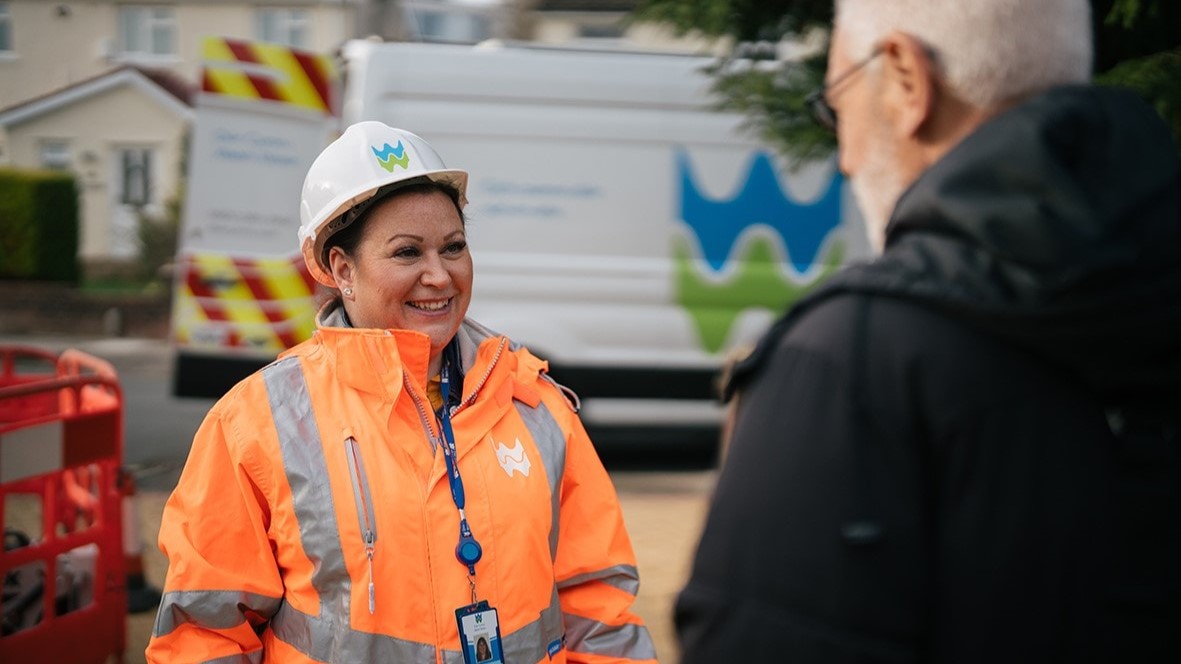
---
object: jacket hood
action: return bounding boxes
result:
[733,85,1181,401]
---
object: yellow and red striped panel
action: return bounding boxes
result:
[200,37,337,115]
[172,253,320,353]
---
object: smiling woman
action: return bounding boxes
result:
[145,122,657,664]
[325,182,473,376]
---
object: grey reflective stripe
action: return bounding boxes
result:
[440,587,565,664]
[153,590,282,636]
[505,587,565,664]
[538,586,567,657]
[264,359,438,662]
[270,600,437,662]
[557,564,641,596]
[564,613,657,661]
[514,400,567,560]
[263,359,350,609]
[204,654,263,664]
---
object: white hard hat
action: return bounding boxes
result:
[299,121,469,287]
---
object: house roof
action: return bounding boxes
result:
[0,66,196,128]
[137,67,197,107]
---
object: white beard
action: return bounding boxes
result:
[849,118,907,254]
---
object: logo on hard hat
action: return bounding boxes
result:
[371,141,410,172]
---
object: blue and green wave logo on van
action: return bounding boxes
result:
[676,151,844,353]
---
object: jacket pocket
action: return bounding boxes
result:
[344,436,378,614]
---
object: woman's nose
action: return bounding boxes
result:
[419,253,451,287]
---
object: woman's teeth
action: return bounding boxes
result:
[409,299,449,311]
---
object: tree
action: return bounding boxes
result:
[630,0,1181,165]
[1092,0,1181,143]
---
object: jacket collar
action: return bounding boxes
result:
[302,299,431,400]
[306,298,544,404]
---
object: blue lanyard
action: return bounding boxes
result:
[440,363,483,575]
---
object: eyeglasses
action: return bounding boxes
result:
[805,47,883,133]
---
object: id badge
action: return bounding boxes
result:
[456,600,505,664]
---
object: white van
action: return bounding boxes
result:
[340,40,866,447]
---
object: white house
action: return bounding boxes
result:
[0,66,193,270]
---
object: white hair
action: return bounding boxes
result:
[835,0,1093,109]
[851,112,906,254]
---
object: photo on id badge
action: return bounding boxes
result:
[457,601,504,664]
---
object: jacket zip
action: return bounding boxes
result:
[344,436,378,614]
[456,338,507,415]
[403,336,509,445]
[404,374,442,450]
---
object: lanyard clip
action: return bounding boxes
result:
[457,520,483,573]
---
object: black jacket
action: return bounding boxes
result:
[675,86,1181,663]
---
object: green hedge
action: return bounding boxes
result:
[0,167,80,282]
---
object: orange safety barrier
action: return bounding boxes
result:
[1,345,127,664]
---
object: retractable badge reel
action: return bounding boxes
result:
[457,523,482,572]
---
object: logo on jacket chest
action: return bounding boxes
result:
[491,437,531,478]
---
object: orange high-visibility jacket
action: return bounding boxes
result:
[148,310,657,664]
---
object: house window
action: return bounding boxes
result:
[579,23,625,40]
[0,3,12,53]
[118,6,176,57]
[40,140,71,171]
[256,8,309,48]
[120,148,153,206]
[406,6,490,44]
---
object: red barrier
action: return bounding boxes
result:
[1,346,126,664]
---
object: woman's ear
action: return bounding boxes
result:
[878,30,938,139]
[328,246,355,297]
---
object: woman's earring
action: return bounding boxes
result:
[343,287,353,298]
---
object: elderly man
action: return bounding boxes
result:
[675,1,1180,662]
